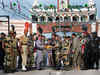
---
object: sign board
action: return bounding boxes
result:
[32,23,37,33]
[91,22,96,32]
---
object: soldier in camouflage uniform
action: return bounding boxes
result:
[55,36,63,70]
[27,34,34,70]
[4,31,15,73]
[62,37,71,66]
[11,32,18,71]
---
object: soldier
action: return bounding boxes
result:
[83,33,91,69]
[3,31,15,73]
[79,32,88,69]
[55,35,63,70]
[85,32,100,69]
[0,33,6,70]
[35,35,44,70]
[27,34,34,70]
[51,34,57,68]
[72,33,81,70]
[46,39,53,66]
[20,30,28,71]
[11,32,18,71]
[62,36,71,66]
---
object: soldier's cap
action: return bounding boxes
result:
[67,36,70,38]
[72,33,76,36]
[0,32,6,36]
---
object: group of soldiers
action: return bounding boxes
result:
[0,30,100,73]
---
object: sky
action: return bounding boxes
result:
[95,0,100,18]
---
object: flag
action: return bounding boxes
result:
[1,0,5,8]
[18,0,21,13]
[10,0,13,9]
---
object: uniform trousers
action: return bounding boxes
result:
[21,45,28,67]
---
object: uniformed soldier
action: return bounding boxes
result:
[55,36,63,70]
[27,34,34,70]
[0,33,6,70]
[3,31,15,73]
[11,32,18,71]
[72,33,81,70]
[20,30,28,71]
[85,32,100,69]
[62,36,71,66]
[80,33,88,69]
[51,34,57,68]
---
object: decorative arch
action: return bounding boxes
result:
[48,16,53,22]
[73,15,79,22]
[89,14,96,21]
[59,16,63,22]
[64,15,71,22]
[32,15,38,22]
[40,15,46,22]
[55,16,60,22]
[81,15,88,22]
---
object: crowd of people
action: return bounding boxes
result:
[0,30,100,73]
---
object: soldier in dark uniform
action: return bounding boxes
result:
[51,34,57,68]
[92,32,100,69]
[83,33,91,69]
[0,33,6,70]
[86,32,100,69]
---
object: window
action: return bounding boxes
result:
[40,16,46,22]
[89,14,96,21]
[32,15,38,22]
[48,16,53,22]
[55,16,60,22]
[64,16,71,22]
[81,15,87,22]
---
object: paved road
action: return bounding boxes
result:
[0,70,100,75]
